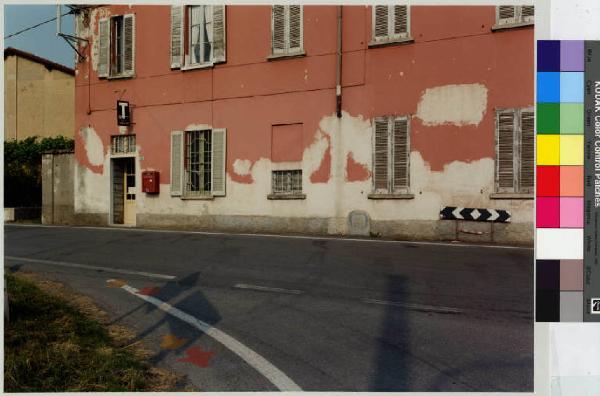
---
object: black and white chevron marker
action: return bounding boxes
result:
[440,207,511,223]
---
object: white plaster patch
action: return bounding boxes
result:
[233,159,252,176]
[416,83,488,126]
[79,126,104,166]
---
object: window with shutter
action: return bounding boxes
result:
[494,108,534,194]
[372,116,411,195]
[371,5,411,45]
[495,5,534,28]
[170,131,184,196]
[98,14,135,78]
[171,5,226,69]
[211,128,227,196]
[270,5,304,57]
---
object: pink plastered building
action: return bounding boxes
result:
[72,5,534,244]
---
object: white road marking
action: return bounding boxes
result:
[363,298,463,314]
[4,256,176,280]
[233,283,304,295]
[119,284,302,391]
[5,223,532,250]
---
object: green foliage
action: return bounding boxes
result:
[4,274,150,392]
[4,136,74,207]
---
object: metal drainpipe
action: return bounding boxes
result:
[336,5,342,118]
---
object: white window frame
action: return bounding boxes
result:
[494,107,534,196]
[98,14,135,79]
[183,129,213,197]
[186,5,213,68]
[371,115,411,196]
[270,5,304,58]
[370,5,412,46]
[493,5,534,30]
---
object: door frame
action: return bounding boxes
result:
[109,154,138,227]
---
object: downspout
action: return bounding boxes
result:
[336,5,342,118]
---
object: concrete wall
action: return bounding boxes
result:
[73,5,534,245]
[4,54,75,141]
[42,152,76,225]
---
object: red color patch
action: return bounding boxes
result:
[178,346,216,368]
[310,133,331,183]
[536,166,560,197]
[345,152,370,182]
[137,286,160,296]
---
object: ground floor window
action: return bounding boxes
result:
[272,169,302,195]
[185,130,212,196]
[372,115,410,194]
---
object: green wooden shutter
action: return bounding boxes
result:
[170,131,184,196]
[272,5,286,55]
[373,117,389,193]
[211,128,227,196]
[498,6,516,25]
[519,110,534,193]
[212,5,226,63]
[288,5,302,53]
[392,117,410,193]
[496,110,516,193]
[393,5,409,37]
[373,5,389,42]
[123,14,135,76]
[170,6,184,68]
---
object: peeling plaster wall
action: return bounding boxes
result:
[74,5,534,243]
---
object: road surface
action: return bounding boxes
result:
[4,224,533,391]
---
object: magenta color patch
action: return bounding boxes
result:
[537,197,560,228]
[560,197,583,228]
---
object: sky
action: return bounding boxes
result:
[4,4,75,68]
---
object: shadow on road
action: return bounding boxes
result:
[370,275,410,391]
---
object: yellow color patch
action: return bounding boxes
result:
[537,135,560,165]
[560,135,584,165]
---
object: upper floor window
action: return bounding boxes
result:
[371,5,411,45]
[495,108,534,195]
[372,116,410,195]
[170,5,226,69]
[494,5,534,29]
[98,14,135,78]
[270,5,304,57]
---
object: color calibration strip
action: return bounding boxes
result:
[536,40,600,322]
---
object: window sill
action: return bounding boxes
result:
[489,193,533,200]
[267,193,306,200]
[491,21,534,31]
[181,194,214,200]
[368,193,414,200]
[267,51,306,61]
[180,62,214,71]
[106,73,135,80]
[368,37,414,49]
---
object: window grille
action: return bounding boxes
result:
[111,135,136,154]
[272,170,302,195]
[185,130,212,196]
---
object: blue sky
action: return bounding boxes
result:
[4,5,75,68]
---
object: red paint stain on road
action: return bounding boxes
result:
[137,286,160,296]
[178,346,216,368]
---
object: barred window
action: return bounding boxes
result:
[185,130,212,196]
[272,170,302,195]
[111,135,136,155]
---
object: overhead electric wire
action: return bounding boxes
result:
[4,10,72,40]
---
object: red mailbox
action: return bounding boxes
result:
[142,171,159,194]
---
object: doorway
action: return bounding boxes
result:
[112,157,136,225]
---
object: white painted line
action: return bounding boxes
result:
[119,284,302,391]
[363,298,463,314]
[233,283,304,295]
[5,223,531,250]
[4,256,176,280]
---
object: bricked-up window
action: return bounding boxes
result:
[170,5,226,69]
[272,170,302,195]
[372,116,410,194]
[98,14,135,78]
[111,135,136,155]
[371,5,410,45]
[271,5,303,56]
[495,108,534,194]
[495,6,534,27]
[170,129,226,197]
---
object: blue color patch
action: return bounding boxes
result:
[560,72,584,103]
[537,72,560,103]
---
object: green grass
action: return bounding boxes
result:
[4,274,152,392]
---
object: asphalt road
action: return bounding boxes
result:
[4,224,534,391]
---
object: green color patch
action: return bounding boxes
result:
[537,103,561,134]
[560,103,584,134]
[3,274,153,392]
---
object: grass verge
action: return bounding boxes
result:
[4,272,186,392]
